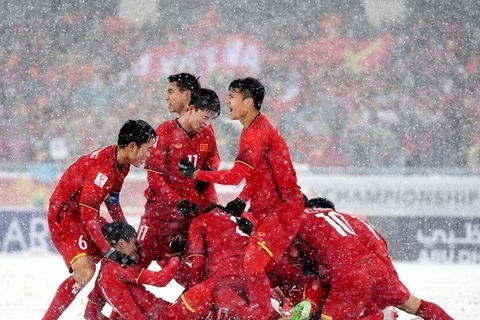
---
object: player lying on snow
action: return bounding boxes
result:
[274,196,455,320]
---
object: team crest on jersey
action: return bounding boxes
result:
[94,172,108,188]
[200,144,208,151]
[174,143,183,149]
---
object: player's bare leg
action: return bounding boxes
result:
[43,255,96,320]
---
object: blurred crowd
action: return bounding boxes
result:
[0,0,478,172]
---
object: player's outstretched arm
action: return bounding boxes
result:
[193,161,251,185]
[137,257,180,287]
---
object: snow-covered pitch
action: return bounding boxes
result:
[1,253,477,319]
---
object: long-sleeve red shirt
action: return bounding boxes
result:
[195,114,302,213]
[48,145,129,253]
[144,120,220,219]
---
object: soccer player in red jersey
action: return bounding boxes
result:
[43,120,157,320]
[178,77,305,319]
[165,73,201,116]
[296,197,454,320]
[86,218,237,320]
[84,222,181,320]
[186,207,252,318]
[137,87,221,273]
[175,207,296,319]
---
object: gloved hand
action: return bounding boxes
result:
[104,248,136,267]
[178,158,196,178]
[194,180,210,194]
[225,197,246,217]
[170,235,188,257]
[237,217,253,236]
[176,199,201,218]
[194,166,214,193]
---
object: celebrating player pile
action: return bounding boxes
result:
[42,75,453,320]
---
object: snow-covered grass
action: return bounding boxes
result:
[1,252,475,319]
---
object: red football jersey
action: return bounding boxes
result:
[48,145,129,253]
[195,114,303,212]
[299,208,376,268]
[347,214,393,267]
[94,259,176,320]
[235,114,302,212]
[299,208,410,318]
[143,120,220,218]
[187,209,250,284]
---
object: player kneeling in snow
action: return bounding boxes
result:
[84,222,182,320]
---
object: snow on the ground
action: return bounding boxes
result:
[1,252,476,319]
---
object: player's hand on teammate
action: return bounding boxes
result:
[170,235,188,257]
[104,248,137,267]
[194,165,214,193]
[176,199,201,218]
[237,217,253,236]
[225,197,246,217]
[194,180,210,194]
[178,158,196,178]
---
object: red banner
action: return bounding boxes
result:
[132,33,393,82]
[132,34,268,83]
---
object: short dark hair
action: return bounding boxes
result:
[190,88,221,118]
[117,119,156,148]
[306,197,335,210]
[229,77,265,110]
[102,222,137,247]
[168,73,201,92]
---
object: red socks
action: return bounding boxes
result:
[43,276,84,320]
[416,299,454,320]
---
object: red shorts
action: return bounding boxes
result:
[369,260,410,309]
[48,215,103,271]
[136,216,190,268]
[247,200,305,272]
